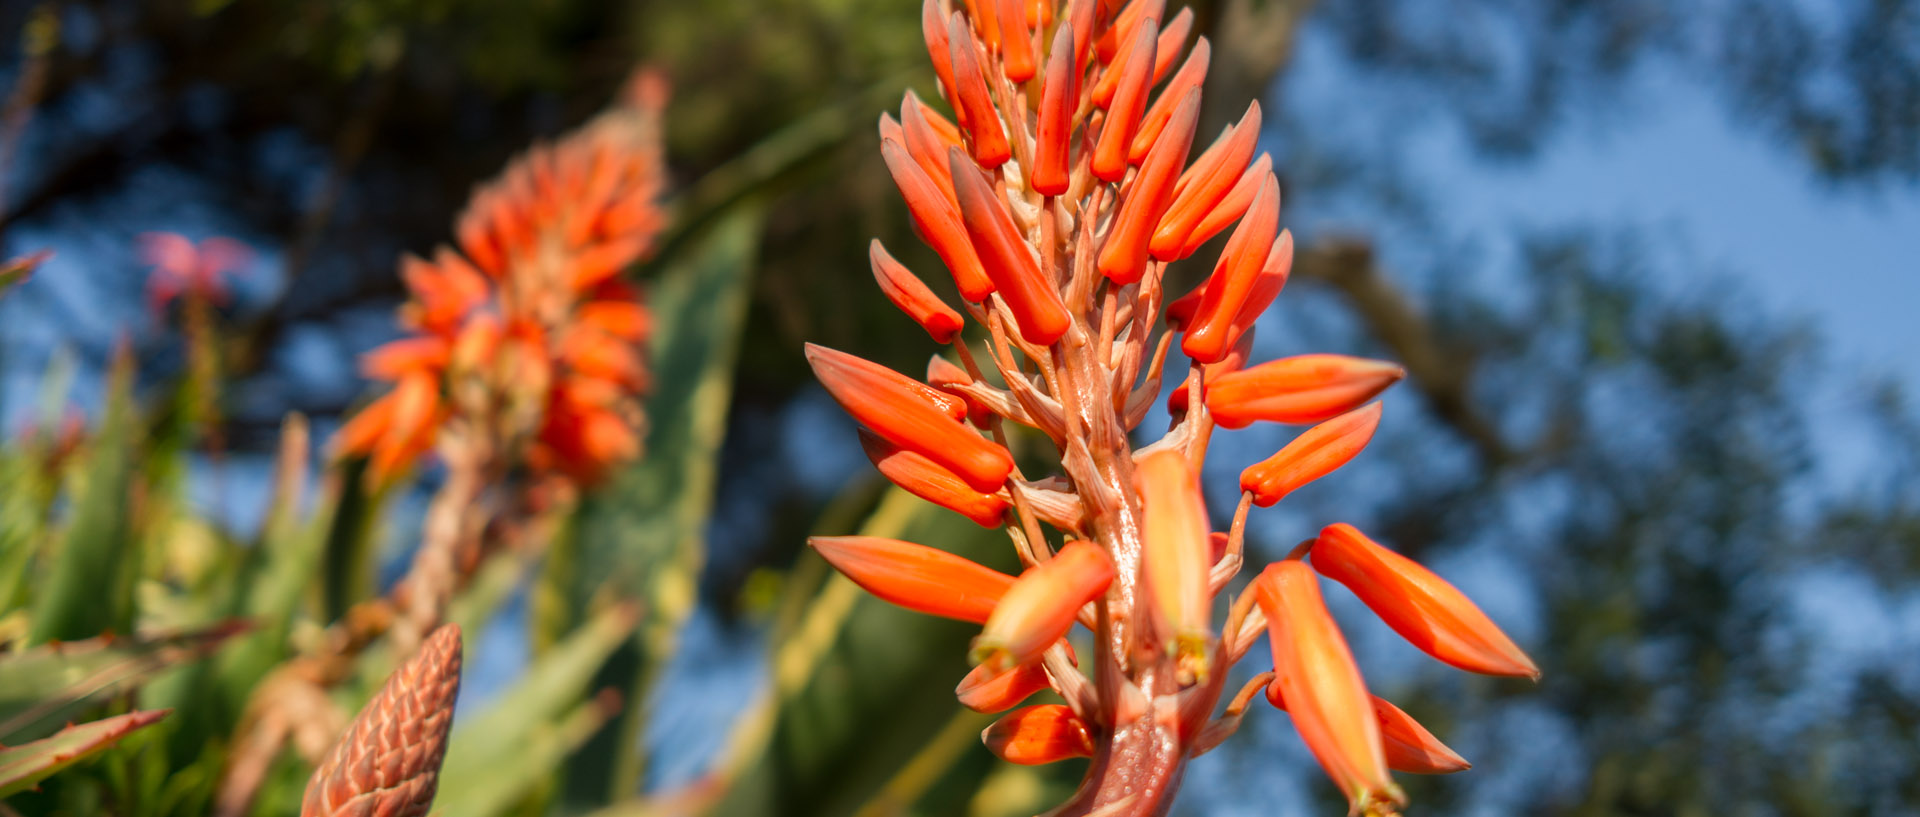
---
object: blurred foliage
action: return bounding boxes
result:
[0,0,1917,816]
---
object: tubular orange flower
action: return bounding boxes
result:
[1205,354,1406,429]
[858,428,1010,527]
[1180,152,1272,259]
[1254,561,1403,815]
[1312,524,1540,679]
[1242,402,1383,507]
[948,12,1012,167]
[809,536,1015,624]
[1167,326,1254,414]
[1128,37,1209,164]
[1267,684,1471,775]
[1091,19,1156,181]
[1152,102,1261,261]
[1097,88,1200,284]
[1136,449,1211,674]
[922,0,960,105]
[950,148,1071,343]
[1150,8,1194,84]
[900,93,962,205]
[973,540,1113,669]
[984,705,1096,765]
[1032,24,1078,197]
[996,0,1036,81]
[881,138,993,301]
[957,659,1054,713]
[869,239,965,343]
[1180,173,1280,363]
[806,343,1013,492]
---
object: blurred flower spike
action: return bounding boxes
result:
[334,70,669,486]
[0,248,51,296]
[802,2,1535,813]
[140,232,251,317]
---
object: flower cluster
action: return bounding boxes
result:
[805,2,1536,814]
[140,232,251,318]
[335,73,669,486]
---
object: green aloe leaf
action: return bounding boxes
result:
[0,708,170,799]
[700,488,1018,817]
[27,349,141,645]
[549,202,765,808]
[0,622,245,743]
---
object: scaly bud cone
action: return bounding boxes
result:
[1136,449,1212,679]
[870,239,965,343]
[859,428,1009,527]
[973,540,1113,669]
[1032,24,1078,197]
[1181,172,1281,363]
[1098,88,1200,284]
[1267,685,1471,775]
[1129,38,1210,164]
[957,659,1053,712]
[805,343,1013,492]
[1181,153,1271,259]
[1242,401,1383,507]
[1153,102,1261,261]
[997,0,1036,81]
[301,624,463,817]
[1091,19,1157,182]
[949,148,1072,344]
[810,535,1015,624]
[1205,354,1405,429]
[923,0,960,105]
[1254,562,1402,816]
[881,139,995,301]
[983,705,1095,764]
[1311,524,1540,679]
[948,13,1012,168]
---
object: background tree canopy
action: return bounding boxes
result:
[1,0,1916,815]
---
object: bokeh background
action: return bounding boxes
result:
[2,1,1918,815]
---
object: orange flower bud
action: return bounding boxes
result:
[1267,685,1471,775]
[1150,8,1193,85]
[858,428,1009,527]
[996,0,1036,82]
[805,343,1013,492]
[1180,153,1271,259]
[1181,172,1279,363]
[906,90,965,148]
[956,659,1052,713]
[1068,0,1097,74]
[1165,279,1205,329]
[1097,88,1198,284]
[1168,326,1255,413]
[1253,561,1401,815]
[983,705,1095,765]
[361,337,450,380]
[1128,37,1209,164]
[925,355,995,427]
[948,13,1012,168]
[901,93,961,206]
[576,301,651,341]
[870,239,965,343]
[974,540,1113,669]
[570,234,648,291]
[809,535,1015,624]
[964,0,1001,50]
[923,0,960,103]
[879,111,905,147]
[1241,402,1382,507]
[1095,0,1161,64]
[1091,19,1157,181]
[1204,354,1405,429]
[949,148,1071,345]
[880,138,994,301]
[1152,102,1261,261]
[1135,449,1212,676]
[1311,524,1539,679]
[1032,24,1078,196]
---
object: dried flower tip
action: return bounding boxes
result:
[1267,685,1471,775]
[1129,37,1209,164]
[805,343,1013,491]
[1205,354,1405,429]
[859,428,1009,527]
[1091,18,1158,181]
[957,659,1053,713]
[1153,102,1262,261]
[1253,562,1401,816]
[1181,172,1280,363]
[949,147,1072,344]
[949,12,1012,167]
[1032,24,1078,196]
[997,0,1036,81]
[973,540,1114,669]
[983,705,1096,764]
[1097,87,1200,284]
[810,535,1015,624]
[1242,401,1382,507]
[1135,449,1213,679]
[881,138,994,300]
[301,624,462,817]
[870,239,965,343]
[1311,523,1540,679]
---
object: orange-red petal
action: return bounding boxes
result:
[974,540,1113,669]
[1097,88,1198,283]
[806,343,1012,492]
[1032,23,1078,197]
[1136,449,1212,672]
[810,535,1016,624]
[1128,37,1210,164]
[1267,685,1472,775]
[1180,171,1280,363]
[949,148,1071,344]
[881,138,994,301]
[858,428,1009,527]
[983,705,1094,765]
[1241,402,1383,507]
[956,660,1053,713]
[1204,354,1405,429]
[948,13,1012,168]
[870,239,965,343]
[1091,18,1157,181]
